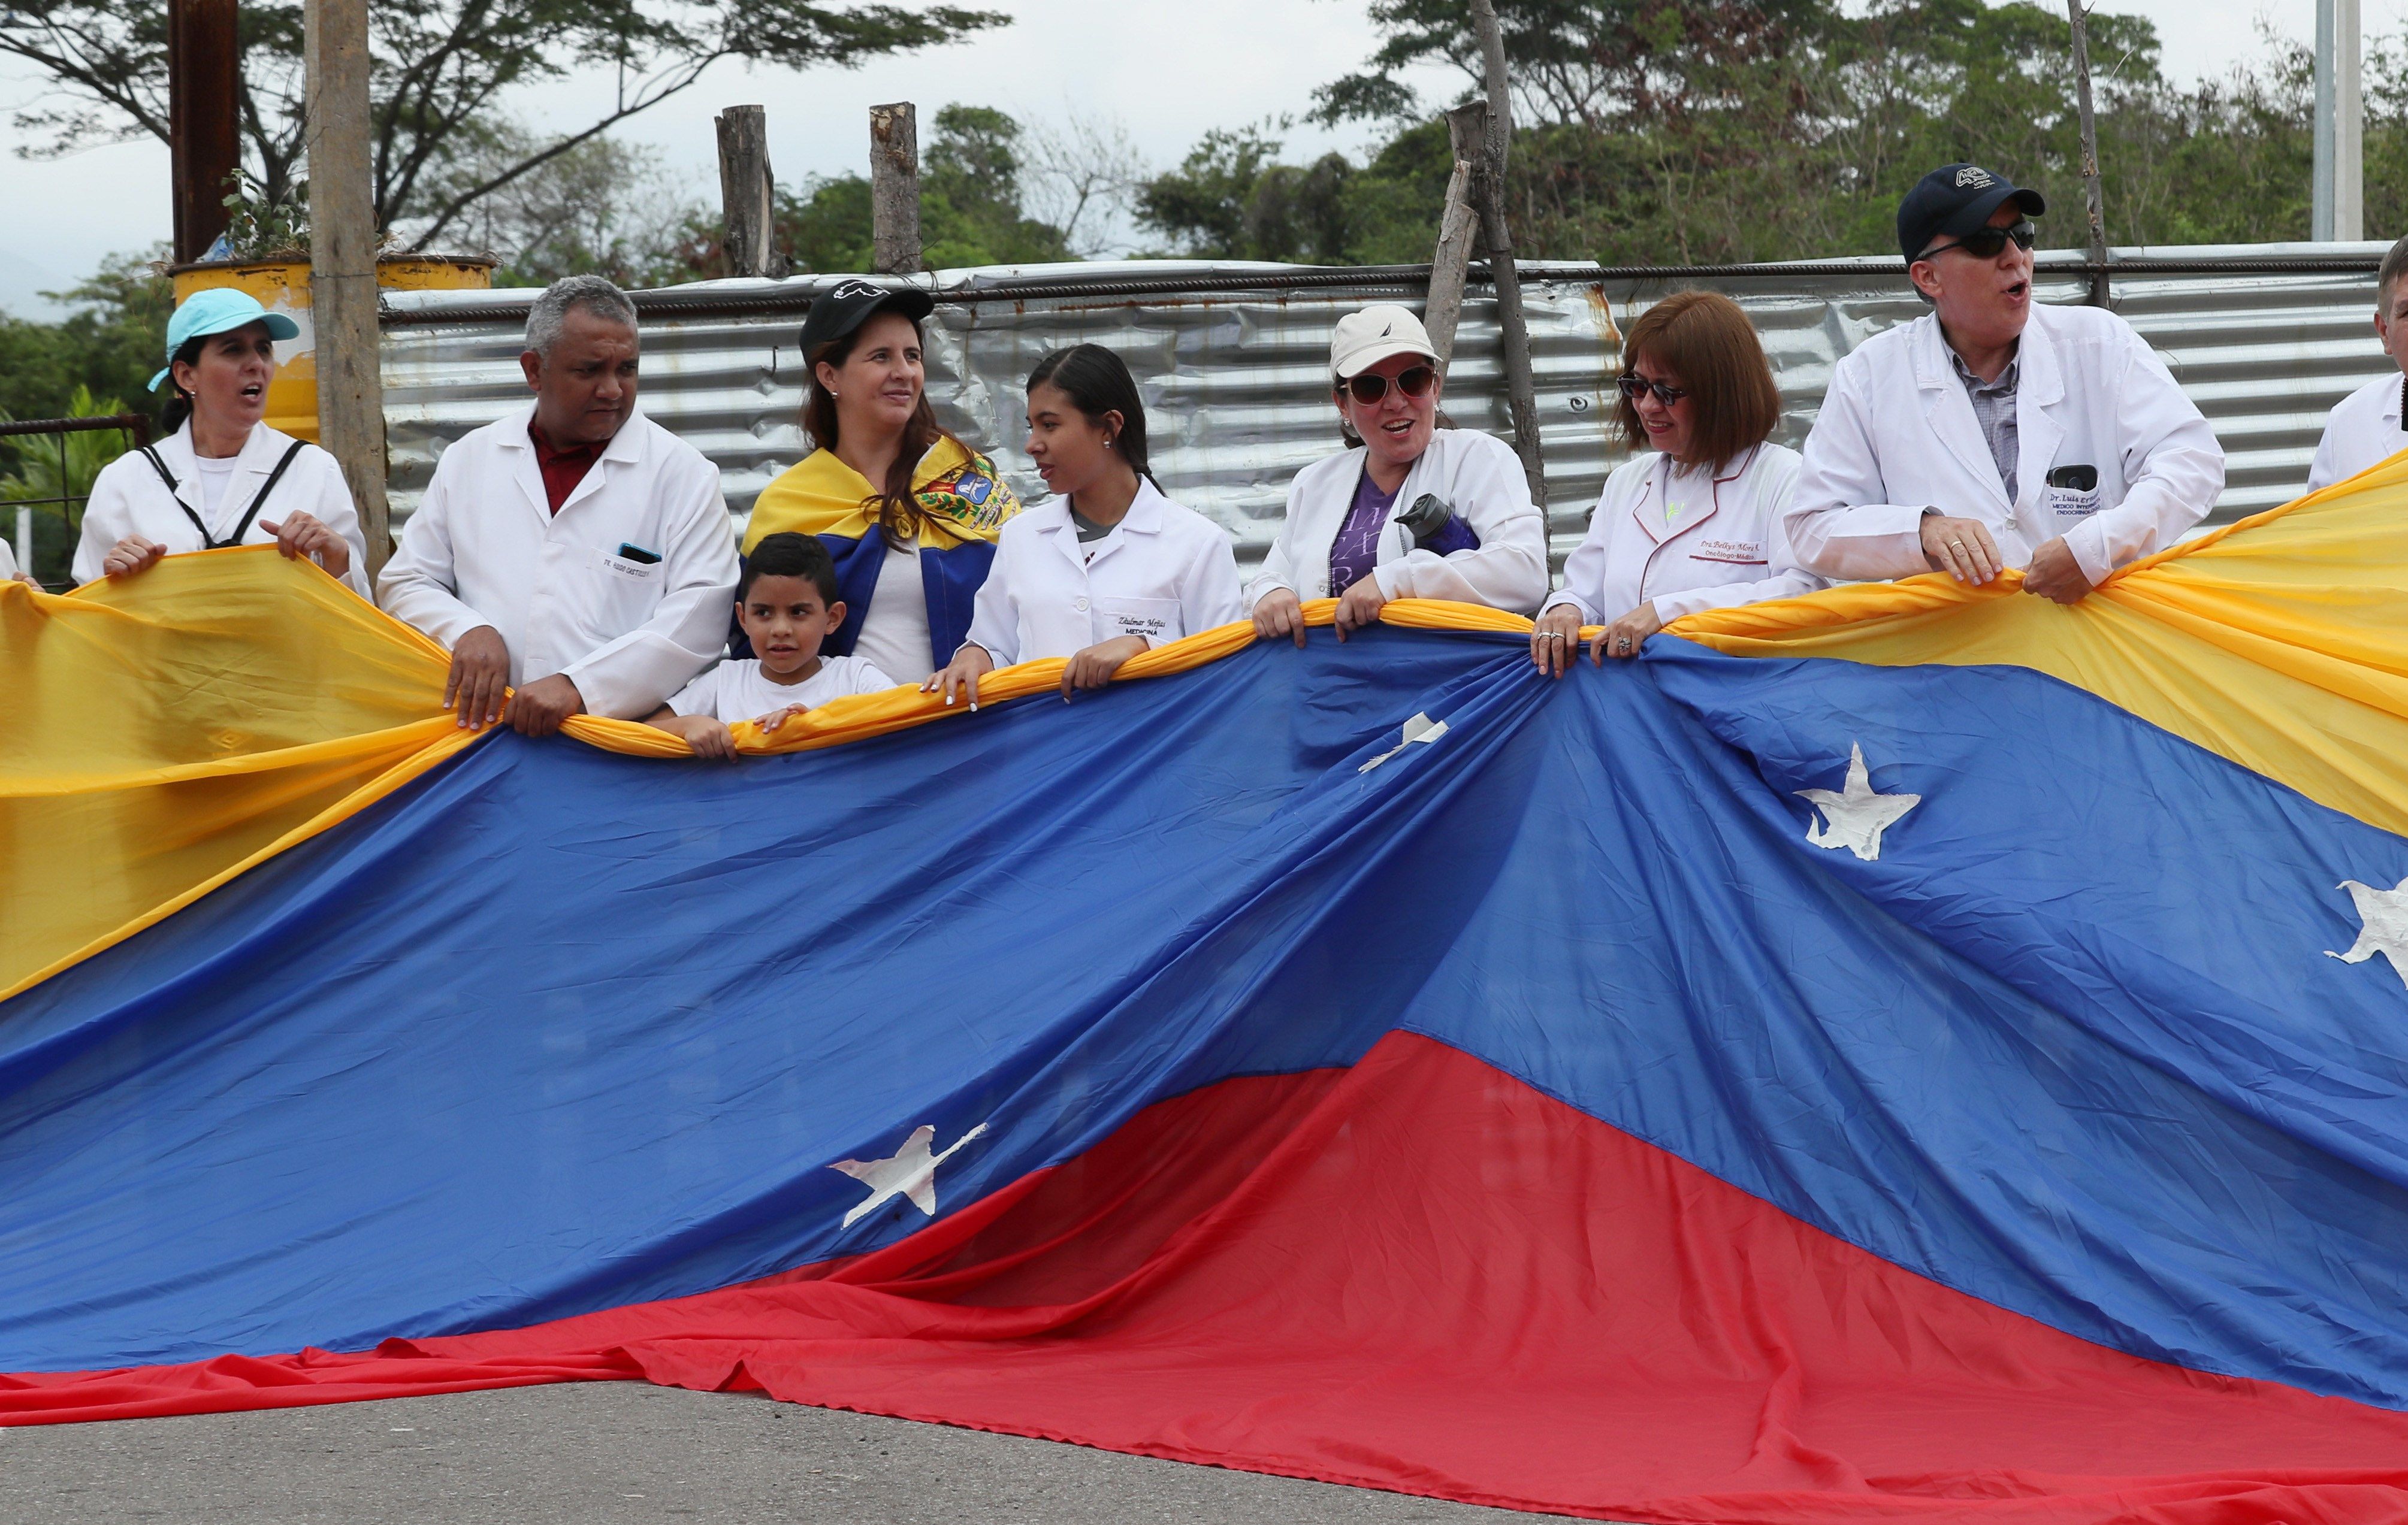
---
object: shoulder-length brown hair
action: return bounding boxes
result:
[1614,289,1782,472]
[800,316,971,542]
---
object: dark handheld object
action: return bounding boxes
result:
[1396,494,1482,556]
[2045,464,2099,492]
[616,543,662,564]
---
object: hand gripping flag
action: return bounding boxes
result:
[13,452,2408,1524]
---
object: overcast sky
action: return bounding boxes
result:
[0,0,2388,316]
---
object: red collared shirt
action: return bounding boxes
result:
[528,420,605,515]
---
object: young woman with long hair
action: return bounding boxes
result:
[925,343,1241,707]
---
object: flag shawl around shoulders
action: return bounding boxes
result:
[742,436,1020,671]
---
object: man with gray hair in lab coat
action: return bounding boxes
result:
[379,274,739,734]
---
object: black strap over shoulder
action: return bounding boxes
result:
[156,440,309,550]
[138,446,180,497]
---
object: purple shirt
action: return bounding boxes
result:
[1329,467,1400,595]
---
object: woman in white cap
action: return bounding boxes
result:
[1530,290,1822,674]
[75,287,367,592]
[1247,304,1548,645]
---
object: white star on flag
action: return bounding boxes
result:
[1795,743,1921,862]
[829,1122,989,1229]
[2330,878,2408,991]
[1359,712,1449,773]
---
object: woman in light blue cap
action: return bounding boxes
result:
[74,287,368,593]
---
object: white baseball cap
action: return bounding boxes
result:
[1330,304,1438,382]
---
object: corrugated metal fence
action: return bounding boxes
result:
[380,244,2394,570]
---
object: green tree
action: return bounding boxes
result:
[0,252,171,425]
[0,0,1007,248]
[919,105,1077,268]
[1158,0,2351,268]
[1135,126,1362,262]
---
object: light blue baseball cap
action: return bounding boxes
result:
[149,288,302,392]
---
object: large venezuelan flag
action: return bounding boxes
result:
[12,459,2408,1523]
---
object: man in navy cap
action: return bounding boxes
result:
[1783,164,2223,603]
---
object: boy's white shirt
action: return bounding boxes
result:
[666,653,894,722]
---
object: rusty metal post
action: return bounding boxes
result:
[168,0,242,263]
[869,102,922,276]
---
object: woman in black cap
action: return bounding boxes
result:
[742,280,1020,683]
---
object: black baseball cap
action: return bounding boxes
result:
[796,278,936,356]
[1897,164,2047,264]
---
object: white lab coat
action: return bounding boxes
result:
[74,422,368,595]
[2307,373,2408,492]
[377,404,739,721]
[1244,428,1549,612]
[963,480,1244,665]
[1542,444,1823,625]
[1784,303,2225,586]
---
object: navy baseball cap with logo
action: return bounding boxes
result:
[796,279,936,356]
[1896,164,2047,264]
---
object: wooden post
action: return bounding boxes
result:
[168,0,241,263]
[716,105,780,279]
[869,102,922,276]
[304,0,391,576]
[1467,0,1546,509]
[2066,0,2111,307]
[1423,103,1485,368]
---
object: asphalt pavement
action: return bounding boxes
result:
[5,1379,1567,1523]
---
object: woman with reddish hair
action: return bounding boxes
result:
[1531,289,1823,673]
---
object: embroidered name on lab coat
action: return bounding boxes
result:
[1692,539,1768,565]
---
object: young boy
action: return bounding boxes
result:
[644,532,892,759]
[2309,233,2408,492]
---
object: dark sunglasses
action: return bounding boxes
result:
[1920,220,2038,261]
[1341,365,1438,404]
[1617,373,1688,406]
